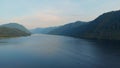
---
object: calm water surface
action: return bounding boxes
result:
[0,34,120,68]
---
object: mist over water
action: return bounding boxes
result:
[0,34,120,68]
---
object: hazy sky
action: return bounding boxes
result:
[0,0,120,29]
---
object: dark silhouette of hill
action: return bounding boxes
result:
[48,10,120,40]
[48,21,87,36]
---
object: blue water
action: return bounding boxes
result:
[0,34,120,68]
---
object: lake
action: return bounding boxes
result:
[0,34,120,68]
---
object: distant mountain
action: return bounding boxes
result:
[48,21,87,36]
[80,10,120,40]
[0,23,31,37]
[48,10,120,40]
[31,27,57,34]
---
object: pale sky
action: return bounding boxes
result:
[0,0,120,29]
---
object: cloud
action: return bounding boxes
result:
[0,9,79,29]
[0,0,120,29]
[0,9,100,29]
[1,11,69,29]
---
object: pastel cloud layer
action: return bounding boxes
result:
[0,0,120,29]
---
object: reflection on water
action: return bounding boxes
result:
[0,34,120,68]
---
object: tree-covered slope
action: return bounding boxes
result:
[48,10,120,40]
[0,23,31,37]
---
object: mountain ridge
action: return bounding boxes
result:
[0,23,31,37]
[48,10,120,40]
